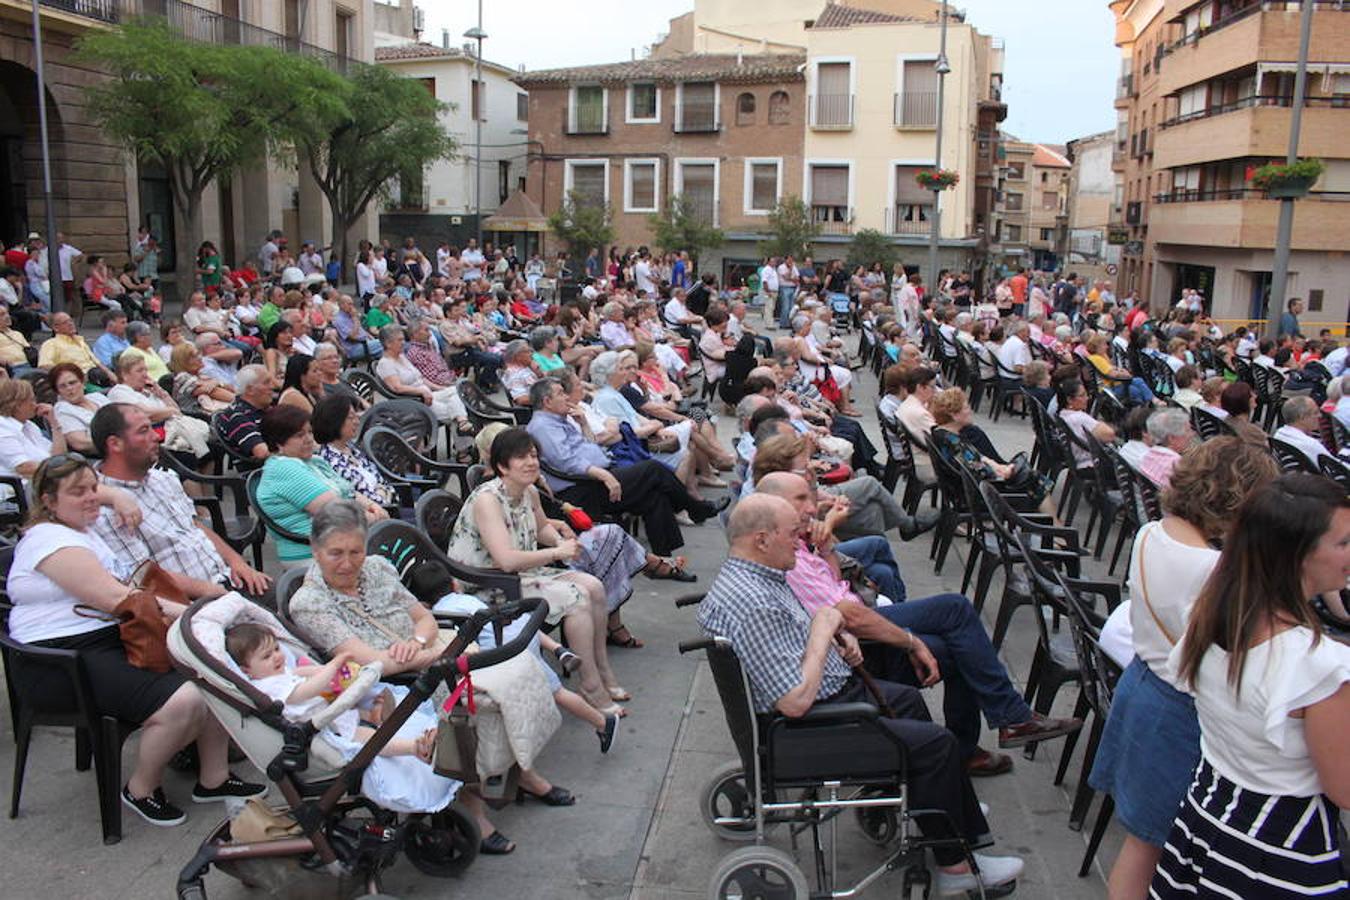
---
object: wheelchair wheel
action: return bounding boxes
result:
[700,760,757,842]
[403,805,480,877]
[853,787,899,847]
[708,845,808,900]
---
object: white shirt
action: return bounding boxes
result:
[997,334,1030,374]
[1174,626,1349,796]
[1119,439,1149,469]
[371,255,388,281]
[376,354,426,391]
[664,297,690,325]
[355,262,375,296]
[106,384,174,417]
[0,417,52,477]
[461,248,484,281]
[776,263,798,287]
[8,523,129,643]
[54,394,111,438]
[634,260,655,295]
[1128,520,1220,690]
[0,278,17,307]
[436,248,452,278]
[57,243,81,281]
[1273,424,1329,465]
[759,264,779,293]
[299,251,324,276]
[1322,345,1347,377]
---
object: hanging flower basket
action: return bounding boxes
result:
[916,168,960,191]
[1248,158,1323,199]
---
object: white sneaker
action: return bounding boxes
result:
[936,853,1024,896]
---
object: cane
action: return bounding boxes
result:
[836,636,896,718]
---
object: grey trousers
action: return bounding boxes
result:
[824,474,908,540]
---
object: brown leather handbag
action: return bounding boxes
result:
[75,586,174,672]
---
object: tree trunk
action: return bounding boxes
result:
[172,187,204,312]
[327,191,350,288]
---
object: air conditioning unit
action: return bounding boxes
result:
[450,216,463,225]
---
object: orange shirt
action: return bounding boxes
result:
[1009,274,1028,305]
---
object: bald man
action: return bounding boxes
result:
[756,472,1082,776]
[697,495,1024,895]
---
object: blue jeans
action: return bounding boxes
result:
[835,535,906,603]
[870,593,1033,757]
[449,347,503,387]
[1115,376,1155,406]
[777,285,797,329]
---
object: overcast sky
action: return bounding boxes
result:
[418,0,1119,146]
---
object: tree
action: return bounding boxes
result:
[547,191,615,259]
[758,195,820,262]
[647,194,724,268]
[78,22,331,280]
[277,62,456,281]
[846,228,898,274]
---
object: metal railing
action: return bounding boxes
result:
[39,0,118,21]
[564,106,607,135]
[890,203,933,235]
[1161,93,1343,128]
[1153,188,1350,203]
[893,91,938,127]
[674,100,719,133]
[1162,0,1345,55]
[681,195,717,226]
[1117,74,1134,99]
[809,94,854,129]
[811,204,853,234]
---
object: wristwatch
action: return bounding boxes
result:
[413,634,430,647]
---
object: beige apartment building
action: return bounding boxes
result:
[1064,129,1121,284]
[1026,144,1070,272]
[1110,0,1350,327]
[996,136,1034,265]
[0,0,377,287]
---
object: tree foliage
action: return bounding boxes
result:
[547,191,615,257]
[757,195,820,262]
[846,228,898,274]
[647,195,724,266]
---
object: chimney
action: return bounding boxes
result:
[442,29,449,49]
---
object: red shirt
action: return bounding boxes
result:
[1009,274,1028,305]
[3,248,28,271]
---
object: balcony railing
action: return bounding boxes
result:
[1161,0,1345,55]
[1160,93,1343,128]
[809,94,854,129]
[564,106,608,136]
[1153,188,1349,203]
[674,100,719,133]
[1117,74,1135,99]
[889,203,933,235]
[894,91,938,128]
[810,204,853,234]
[39,0,359,72]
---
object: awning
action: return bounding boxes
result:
[1256,61,1350,93]
[482,190,550,233]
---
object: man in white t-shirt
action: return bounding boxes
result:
[758,256,780,327]
[997,322,1032,380]
[460,239,485,282]
[258,230,281,275]
[436,241,452,279]
[55,233,82,307]
[775,255,799,330]
[1273,396,1331,467]
[634,251,656,296]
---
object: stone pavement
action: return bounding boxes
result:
[0,355,1121,899]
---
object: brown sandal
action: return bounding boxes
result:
[606,626,645,649]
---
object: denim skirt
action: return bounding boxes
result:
[1087,656,1201,845]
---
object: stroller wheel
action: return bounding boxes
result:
[404,805,480,877]
[700,761,757,842]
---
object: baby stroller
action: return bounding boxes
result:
[828,291,853,332]
[168,591,547,900]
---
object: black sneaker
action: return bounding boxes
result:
[597,713,619,754]
[191,773,268,804]
[122,786,187,827]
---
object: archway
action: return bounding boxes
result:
[0,60,67,251]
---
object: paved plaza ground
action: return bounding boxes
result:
[0,343,1121,899]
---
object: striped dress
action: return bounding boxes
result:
[1152,627,1349,898]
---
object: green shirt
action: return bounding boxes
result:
[199,253,222,287]
[258,302,281,334]
[255,455,353,561]
[364,307,393,331]
[533,351,566,373]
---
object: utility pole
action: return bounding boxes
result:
[1268,0,1314,324]
[30,0,62,314]
[466,1,486,246]
[927,1,951,290]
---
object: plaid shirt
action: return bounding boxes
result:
[91,466,230,584]
[698,556,851,713]
[404,339,454,388]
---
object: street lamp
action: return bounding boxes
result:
[465,4,487,247]
[1268,0,1314,323]
[927,2,950,292]
[29,0,62,314]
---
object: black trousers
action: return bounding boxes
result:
[556,459,709,556]
[820,677,989,864]
[830,415,879,475]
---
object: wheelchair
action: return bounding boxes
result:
[679,633,1008,899]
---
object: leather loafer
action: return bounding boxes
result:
[897,509,941,541]
[997,712,1084,749]
[690,495,731,524]
[964,748,1013,777]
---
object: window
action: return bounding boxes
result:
[812,62,852,127]
[744,159,781,215]
[397,166,425,209]
[676,159,718,225]
[1004,224,1022,242]
[736,92,756,126]
[768,90,790,125]
[498,160,511,204]
[627,82,659,123]
[1041,191,1058,210]
[1307,289,1323,312]
[335,10,352,59]
[1006,161,1025,180]
[892,165,933,234]
[676,82,718,132]
[1039,228,1055,241]
[564,160,608,208]
[808,163,850,223]
[896,58,938,127]
[470,79,484,121]
[569,85,607,134]
[1040,171,1048,183]
[1005,192,1023,211]
[417,77,436,97]
[623,159,659,213]
[516,93,528,121]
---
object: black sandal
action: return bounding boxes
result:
[645,556,697,583]
[517,785,576,807]
[480,830,516,854]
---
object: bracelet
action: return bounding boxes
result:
[413,634,429,647]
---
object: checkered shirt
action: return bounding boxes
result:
[91,466,231,584]
[698,556,851,713]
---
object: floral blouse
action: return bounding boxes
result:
[447,479,552,577]
[319,441,396,506]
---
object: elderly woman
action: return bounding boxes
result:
[8,455,263,826]
[0,379,65,480]
[598,300,634,351]
[448,427,629,716]
[290,501,567,853]
[124,320,171,383]
[50,362,110,454]
[312,342,367,409]
[374,325,465,424]
[1090,440,1276,899]
[169,341,235,416]
[929,387,1055,516]
[108,351,216,466]
[312,395,397,509]
[500,339,539,407]
[529,326,568,376]
[277,353,324,414]
[790,312,858,415]
[254,404,387,563]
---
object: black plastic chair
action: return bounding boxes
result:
[156,452,265,568]
[1269,434,1319,475]
[343,369,398,404]
[1101,443,1145,575]
[457,381,529,428]
[1012,531,1082,760]
[362,427,470,504]
[358,399,439,455]
[1318,453,1350,491]
[413,489,465,549]
[1081,433,1127,562]
[210,412,264,473]
[1190,405,1232,441]
[366,519,523,609]
[244,468,311,550]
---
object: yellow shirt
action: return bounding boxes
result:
[1087,353,1112,376]
[0,329,31,367]
[123,344,169,382]
[36,333,100,373]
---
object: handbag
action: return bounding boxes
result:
[1002,452,1039,493]
[75,587,174,672]
[812,368,843,406]
[434,655,479,784]
[608,421,652,467]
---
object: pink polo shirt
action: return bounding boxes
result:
[785,539,859,614]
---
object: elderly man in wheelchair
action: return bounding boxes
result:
[684,494,1022,898]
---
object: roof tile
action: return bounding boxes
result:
[513,53,806,87]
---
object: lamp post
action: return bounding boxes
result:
[465,1,486,247]
[926,1,950,291]
[30,0,62,314]
[1267,0,1314,323]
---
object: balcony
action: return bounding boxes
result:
[894,91,938,129]
[810,204,853,234]
[1160,2,1348,97]
[888,203,934,235]
[1115,74,1135,109]
[563,107,608,136]
[673,100,719,134]
[1153,99,1344,169]
[1148,189,1350,249]
[809,94,854,130]
[36,0,117,21]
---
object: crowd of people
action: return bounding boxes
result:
[0,223,1346,897]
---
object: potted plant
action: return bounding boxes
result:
[1248,158,1324,199]
[916,168,960,191]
